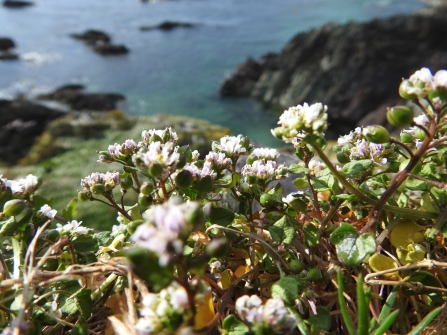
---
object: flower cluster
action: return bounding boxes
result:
[135,282,191,335]
[334,127,394,166]
[132,141,181,178]
[272,103,328,143]
[4,174,40,198]
[98,139,138,163]
[401,67,447,99]
[37,204,57,220]
[183,161,217,181]
[250,147,280,160]
[211,135,253,158]
[241,159,287,183]
[235,295,296,334]
[56,220,91,236]
[80,171,120,195]
[131,198,202,265]
[142,128,178,145]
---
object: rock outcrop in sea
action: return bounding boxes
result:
[140,21,197,31]
[0,36,18,60]
[220,8,447,135]
[70,30,129,55]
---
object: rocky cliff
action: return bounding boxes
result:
[220,8,447,134]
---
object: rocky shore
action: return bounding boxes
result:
[220,7,447,134]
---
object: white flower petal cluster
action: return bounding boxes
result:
[205,152,232,171]
[213,135,251,157]
[131,199,200,265]
[241,159,287,181]
[337,127,362,147]
[142,128,178,144]
[136,282,190,335]
[56,220,90,236]
[5,174,40,197]
[277,103,328,141]
[183,161,217,180]
[349,139,388,165]
[80,171,120,192]
[235,295,296,334]
[38,204,57,220]
[403,67,447,98]
[308,159,326,171]
[251,147,280,160]
[133,141,180,178]
[100,139,138,162]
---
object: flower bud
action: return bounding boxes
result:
[161,128,171,142]
[149,162,164,177]
[429,88,447,102]
[399,80,417,100]
[246,174,257,184]
[127,219,144,234]
[342,143,355,155]
[175,170,193,190]
[138,193,153,207]
[91,184,106,195]
[0,187,12,207]
[400,132,413,143]
[271,127,284,140]
[289,259,304,274]
[362,125,390,144]
[336,152,351,164]
[331,144,342,153]
[305,268,322,281]
[260,193,276,207]
[3,199,26,217]
[140,181,154,195]
[246,155,257,165]
[414,128,427,140]
[120,176,133,190]
[387,106,414,127]
[78,191,91,202]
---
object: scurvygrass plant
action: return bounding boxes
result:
[2,67,447,334]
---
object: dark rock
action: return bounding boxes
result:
[0,37,15,51]
[0,98,64,165]
[140,21,197,31]
[0,51,19,60]
[37,85,125,111]
[94,44,129,55]
[3,0,33,8]
[70,30,111,45]
[220,9,447,134]
[70,29,129,56]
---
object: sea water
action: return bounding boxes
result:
[0,0,424,146]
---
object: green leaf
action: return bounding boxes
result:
[192,175,214,193]
[62,198,77,221]
[402,271,442,296]
[271,276,301,305]
[288,164,309,175]
[405,177,431,191]
[72,235,96,252]
[341,159,373,178]
[309,177,329,192]
[222,315,249,335]
[71,318,89,335]
[407,307,443,335]
[75,289,92,318]
[303,224,320,247]
[216,173,241,188]
[268,216,296,245]
[330,223,375,266]
[208,206,235,227]
[308,306,331,330]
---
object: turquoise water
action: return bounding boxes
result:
[0,0,424,146]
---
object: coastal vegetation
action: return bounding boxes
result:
[2,68,447,334]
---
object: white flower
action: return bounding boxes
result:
[235,295,263,324]
[409,67,433,86]
[434,70,447,88]
[242,159,287,181]
[142,128,178,144]
[169,286,189,312]
[405,68,434,97]
[57,220,89,236]
[135,317,162,335]
[132,200,200,265]
[213,135,251,157]
[5,174,39,196]
[38,204,57,220]
[80,171,120,192]
[251,148,280,160]
[262,299,297,334]
[278,103,328,136]
[205,152,232,170]
[413,114,430,126]
[308,159,325,171]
